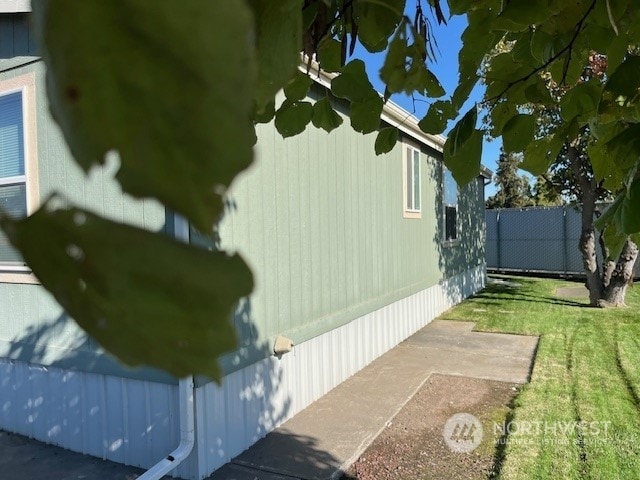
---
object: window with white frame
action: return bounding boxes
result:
[0,73,38,276]
[443,167,458,242]
[403,145,421,218]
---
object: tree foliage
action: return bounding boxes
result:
[486,149,533,209]
[2,0,640,375]
[531,175,564,206]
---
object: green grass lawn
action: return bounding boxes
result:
[440,275,640,480]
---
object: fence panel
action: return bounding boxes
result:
[485,205,640,277]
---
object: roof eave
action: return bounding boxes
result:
[0,0,31,13]
[299,59,446,152]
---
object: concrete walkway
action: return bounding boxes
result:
[209,320,538,480]
[0,320,538,480]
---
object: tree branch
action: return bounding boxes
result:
[486,0,597,105]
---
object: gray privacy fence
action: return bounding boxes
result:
[486,205,640,277]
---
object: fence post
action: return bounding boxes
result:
[562,206,568,275]
[496,210,501,271]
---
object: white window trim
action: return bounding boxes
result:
[442,165,459,245]
[403,143,421,219]
[0,72,40,284]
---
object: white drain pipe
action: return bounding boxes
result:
[137,376,195,480]
[139,214,196,479]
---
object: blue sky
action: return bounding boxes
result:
[355,0,501,197]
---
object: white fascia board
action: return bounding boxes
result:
[480,165,493,179]
[0,0,31,13]
[300,59,446,152]
[299,58,495,177]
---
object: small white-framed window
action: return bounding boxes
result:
[0,73,39,283]
[443,166,458,242]
[403,145,421,219]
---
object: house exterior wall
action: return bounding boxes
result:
[0,14,487,479]
[212,94,486,376]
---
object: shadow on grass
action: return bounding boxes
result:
[471,276,591,309]
[469,289,589,309]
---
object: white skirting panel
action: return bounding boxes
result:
[0,361,197,479]
[194,264,485,478]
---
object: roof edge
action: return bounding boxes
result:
[300,58,446,152]
[0,0,31,13]
[301,58,493,179]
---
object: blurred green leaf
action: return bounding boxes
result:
[349,96,383,134]
[498,0,551,27]
[620,178,640,234]
[490,101,518,137]
[502,114,536,153]
[444,128,483,186]
[249,0,303,109]
[33,0,255,233]
[604,55,640,101]
[520,126,567,175]
[604,124,640,172]
[374,127,399,155]
[312,96,343,133]
[560,80,601,122]
[602,222,627,261]
[275,100,313,137]
[353,0,403,52]
[284,70,314,102]
[332,59,378,102]
[419,100,455,134]
[255,98,276,124]
[448,106,477,157]
[0,201,253,380]
[317,37,343,73]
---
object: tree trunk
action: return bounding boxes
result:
[603,239,639,306]
[568,145,603,306]
[579,221,604,305]
[599,229,616,289]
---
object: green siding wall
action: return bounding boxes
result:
[0,23,485,381]
[215,95,486,373]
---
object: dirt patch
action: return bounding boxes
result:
[555,285,589,299]
[342,374,520,480]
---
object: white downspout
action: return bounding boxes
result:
[138,214,196,479]
[138,376,195,480]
